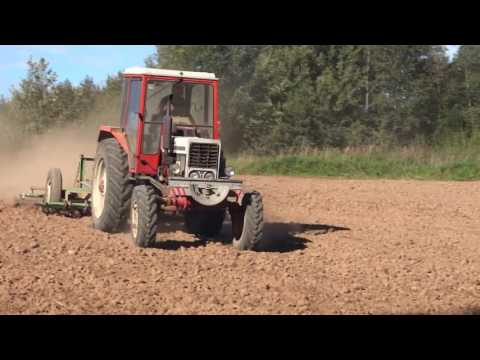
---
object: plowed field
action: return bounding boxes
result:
[1,176,479,314]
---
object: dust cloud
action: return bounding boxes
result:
[0,125,99,201]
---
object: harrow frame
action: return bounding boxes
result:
[18,155,94,216]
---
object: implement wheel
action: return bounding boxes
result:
[45,168,62,203]
[92,138,132,233]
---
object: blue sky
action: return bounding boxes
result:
[0,45,461,99]
[0,45,155,98]
[447,45,460,59]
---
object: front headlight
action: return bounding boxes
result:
[225,167,235,177]
[204,172,215,180]
[189,171,200,179]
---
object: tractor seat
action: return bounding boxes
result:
[172,116,197,137]
[173,125,197,137]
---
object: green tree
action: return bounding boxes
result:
[76,76,100,114]
[0,46,468,156]
[247,45,370,151]
[103,72,123,96]
[364,45,448,145]
[246,45,318,151]
[450,45,480,135]
[148,45,450,151]
[10,57,58,134]
[94,72,124,126]
[51,79,78,126]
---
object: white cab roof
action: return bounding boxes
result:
[123,67,217,80]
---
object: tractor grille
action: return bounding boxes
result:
[188,143,219,170]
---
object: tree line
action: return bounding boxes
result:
[1,45,480,154]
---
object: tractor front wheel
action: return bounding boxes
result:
[92,138,132,233]
[130,185,158,248]
[230,192,265,251]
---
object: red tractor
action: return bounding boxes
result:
[91,67,265,250]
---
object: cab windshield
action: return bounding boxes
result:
[142,80,214,154]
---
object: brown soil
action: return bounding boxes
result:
[0,175,479,314]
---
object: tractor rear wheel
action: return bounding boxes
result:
[45,168,62,203]
[230,192,265,251]
[130,185,158,248]
[92,138,132,233]
[184,209,225,238]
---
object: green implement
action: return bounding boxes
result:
[17,154,94,217]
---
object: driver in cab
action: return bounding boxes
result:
[152,85,197,136]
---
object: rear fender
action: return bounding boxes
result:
[98,126,129,152]
[97,126,132,169]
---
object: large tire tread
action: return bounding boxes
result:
[131,185,158,248]
[93,138,132,233]
[231,192,264,251]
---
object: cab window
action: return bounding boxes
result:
[125,78,142,154]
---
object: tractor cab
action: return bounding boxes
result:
[114,67,220,177]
